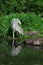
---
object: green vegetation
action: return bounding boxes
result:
[0,0,26,16]
[0,0,43,16]
[0,12,43,65]
[0,12,43,36]
[0,0,43,64]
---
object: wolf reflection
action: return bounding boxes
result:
[7,18,24,56]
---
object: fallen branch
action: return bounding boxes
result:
[0,36,19,40]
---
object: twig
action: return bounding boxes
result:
[0,36,19,40]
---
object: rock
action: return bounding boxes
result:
[25,38,34,44]
[24,38,43,46]
[33,38,43,46]
[33,40,41,45]
[26,31,38,36]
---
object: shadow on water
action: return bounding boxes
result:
[7,26,13,46]
[7,26,19,47]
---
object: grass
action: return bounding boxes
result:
[0,12,43,36]
[0,12,43,65]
